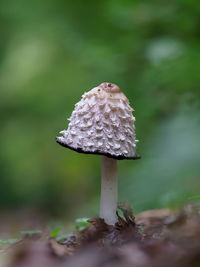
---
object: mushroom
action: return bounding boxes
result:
[56,82,140,225]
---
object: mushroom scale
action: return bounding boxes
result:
[56,83,140,160]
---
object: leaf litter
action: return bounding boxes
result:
[3,203,200,267]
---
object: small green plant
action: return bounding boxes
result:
[50,228,73,242]
[50,228,61,238]
[0,238,20,246]
[74,218,91,231]
[20,230,42,236]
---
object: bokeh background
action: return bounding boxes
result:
[0,0,200,231]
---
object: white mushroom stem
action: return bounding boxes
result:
[100,156,118,225]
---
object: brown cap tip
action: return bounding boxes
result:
[99,82,121,93]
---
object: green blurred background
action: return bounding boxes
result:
[0,0,200,225]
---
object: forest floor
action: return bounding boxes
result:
[1,203,200,267]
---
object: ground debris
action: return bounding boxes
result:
[5,204,200,267]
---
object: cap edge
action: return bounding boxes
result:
[56,137,141,160]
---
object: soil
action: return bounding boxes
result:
[2,204,200,267]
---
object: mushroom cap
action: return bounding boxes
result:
[56,82,140,160]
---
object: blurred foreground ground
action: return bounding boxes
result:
[1,204,200,267]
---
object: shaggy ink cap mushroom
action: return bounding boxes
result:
[56,82,140,160]
[56,82,140,225]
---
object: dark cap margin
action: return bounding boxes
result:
[56,137,141,160]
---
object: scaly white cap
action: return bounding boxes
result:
[56,82,140,160]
